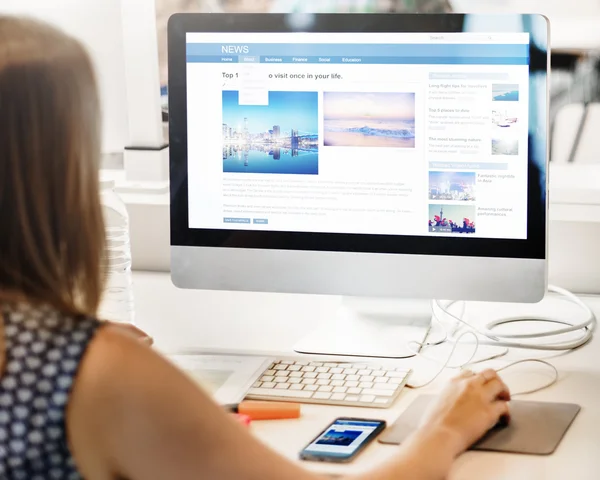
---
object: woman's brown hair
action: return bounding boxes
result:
[0,16,105,316]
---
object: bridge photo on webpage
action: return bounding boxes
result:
[222,90,319,175]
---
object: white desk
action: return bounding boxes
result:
[133,271,600,479]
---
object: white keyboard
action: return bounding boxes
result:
[245,359,411,408]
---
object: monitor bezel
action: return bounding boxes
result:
[168,13,548,260]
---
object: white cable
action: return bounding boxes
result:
[435,285,596,351]
[495,359,559,396]
[406,285,593,394]
[407,330,480,388]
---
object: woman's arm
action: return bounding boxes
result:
[67,326,508,480]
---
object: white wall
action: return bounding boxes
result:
[0,0,129,154]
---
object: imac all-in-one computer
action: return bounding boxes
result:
[167,13,549,358]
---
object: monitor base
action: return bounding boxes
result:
[294,297,432,359]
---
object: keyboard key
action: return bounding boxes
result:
[265,369,277,376]
[280,360,294,365]
[360,395,376,403]
[324,363,339,368]
[378,383,398,391]
[305,385,319,392]
[347,387,362,395]
[358,369,372,376]
[275,384,290,390]
[345,381,359,388]
[360,382,374,389]
[303,372,318,379]
[261,382,275,389]
[301,366,316,373]
[274,378,287,384]
[290,384,304,391]
[316,367,329,373]
[352,364,369,370]
[253,381,262,388]
[361,388,395,397]
[309,362,324,367]
[333,386,347,393]
[342,368,358,375]
[374,377,389,384]
[318,386,333,393]
[331,393,346,401]
[260,376,275,383]
[295,361,309,366]
[386,370,409,378]
[313,392,332,400]
[275,371,289,377]
[316,379,330,386]
[346,375,360,382]
[388,377,405,384]
[331,374,346,381]
[288,365,302,372]
[346,395,359,402]
[317,373,332,380]
[330,368,343,374]
[248,388,313,399]
[288,377,302,384]
[289,372,303,378]
[274,365,287,371]
[302,378,316,385]
[375,398,390,405]
[372,370,385,377]
[330,380,344,387]
[360,375,374,382]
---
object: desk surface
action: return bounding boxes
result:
[133,271,600,480]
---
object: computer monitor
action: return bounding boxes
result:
[168,13,549,358]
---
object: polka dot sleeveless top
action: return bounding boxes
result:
[0,303,100,479]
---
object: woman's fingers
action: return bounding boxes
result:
[493,400,511,425]
[483,377,511,402]
[474,369,499,384]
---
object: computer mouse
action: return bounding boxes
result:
[493,413,510,430]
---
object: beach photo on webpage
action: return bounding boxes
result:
[222,90,319,175]
[323,91,415,148]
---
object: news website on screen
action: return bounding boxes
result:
[185,32,530,239]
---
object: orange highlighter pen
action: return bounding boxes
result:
[224,400,301,420]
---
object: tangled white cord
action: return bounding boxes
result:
[406,285,596,394]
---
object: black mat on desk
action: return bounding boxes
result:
[379,395,580,455]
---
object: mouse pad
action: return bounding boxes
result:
[379,395,580,455]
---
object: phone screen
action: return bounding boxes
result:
[300,418,385,462]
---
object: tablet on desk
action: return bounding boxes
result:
[379,395,581,455]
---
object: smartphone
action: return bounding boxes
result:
[299,417,386,463]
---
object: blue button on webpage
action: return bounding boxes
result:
[223,217,251,224]
[253,218,269,225]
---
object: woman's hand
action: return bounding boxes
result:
[106,321,154,346]
[418,369,511,457]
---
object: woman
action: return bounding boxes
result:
[0,16,510,479]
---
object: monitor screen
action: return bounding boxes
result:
[185,31,530,241]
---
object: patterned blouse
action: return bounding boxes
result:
[0,302,100,479]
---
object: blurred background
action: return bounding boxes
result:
[156,0,600,164]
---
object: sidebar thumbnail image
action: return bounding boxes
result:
[428,171,476,202]
[428,204,476,234]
